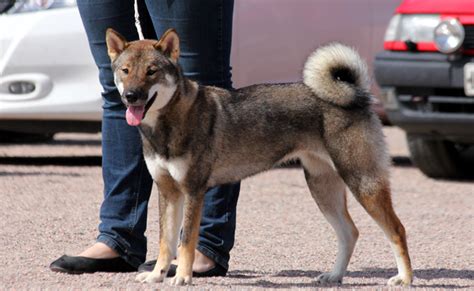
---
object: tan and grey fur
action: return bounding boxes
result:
[106,28,413,286]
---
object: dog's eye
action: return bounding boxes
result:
[147,69,157,76]
[121,68,129,74]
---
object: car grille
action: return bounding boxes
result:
[396,88,474,114]
[464,25,474,50]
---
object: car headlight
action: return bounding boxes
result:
[384,14,441,43]
[434,18,465,54]
[7,0,76,14]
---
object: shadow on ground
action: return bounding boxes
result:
[0,156,101,166]
[3,155,474,183]
[226,268,473,289]
[0,170,82,177]
[391,155,413,167]
[0,155,411,168]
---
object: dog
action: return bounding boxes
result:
[105,28,413,286]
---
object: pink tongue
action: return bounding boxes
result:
[126,106,145,126]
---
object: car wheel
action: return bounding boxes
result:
[407,134,473,179]
[0,131,54,143]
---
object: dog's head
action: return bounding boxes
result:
[105,28,180,126]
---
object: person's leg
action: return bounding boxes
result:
[51,0,154,271]
[79,0,160,268]
[143,0,240,272]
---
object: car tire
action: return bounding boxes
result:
[407,134,472,179]
[0,131,54,143]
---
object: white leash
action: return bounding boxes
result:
[134,0,144,40]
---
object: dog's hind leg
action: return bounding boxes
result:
[325,123,413,286]
[136,174,184,284]
[300,153,359,285]
[352,182,412,286]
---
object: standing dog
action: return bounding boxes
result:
[105,28,412,286]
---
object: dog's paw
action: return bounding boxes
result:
[315,272,343,285]
[135,271,166,284]
[169,275,192,286]
[387,274,412,286]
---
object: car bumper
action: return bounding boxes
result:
[374,51,474,143]
[374,51,472,88]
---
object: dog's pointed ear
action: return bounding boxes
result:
[154,29,180,63]
[106,28,128,62]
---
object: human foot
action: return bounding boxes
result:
[189,249,215,273]
[78,242,119,259]
[49,242,134,274]
[138,250,227,277]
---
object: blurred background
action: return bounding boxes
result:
[0,0,473,179]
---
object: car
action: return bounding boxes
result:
[0,0,102,142]
[0,0,399,142]
[374,0,474,179]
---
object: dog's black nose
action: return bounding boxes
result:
[125,90,139,103]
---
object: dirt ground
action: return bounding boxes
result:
[0,127,473,290]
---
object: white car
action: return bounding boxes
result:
[0,0,101,141]
[0,0,399,141]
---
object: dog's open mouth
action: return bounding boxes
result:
[125,92,157,126]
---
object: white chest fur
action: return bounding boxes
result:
[144,154,189,183]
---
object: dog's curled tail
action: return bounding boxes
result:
[303,43,371,108]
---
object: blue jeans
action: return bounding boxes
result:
[77,0,240,270]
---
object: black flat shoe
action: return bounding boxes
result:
[49,255,136,274]
[138,260,227,277]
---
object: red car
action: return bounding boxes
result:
[375,0,474,179]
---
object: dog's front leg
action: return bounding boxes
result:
[169,190,205,286]
[136,174,184,284]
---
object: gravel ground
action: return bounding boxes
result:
[0,127,473,290]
